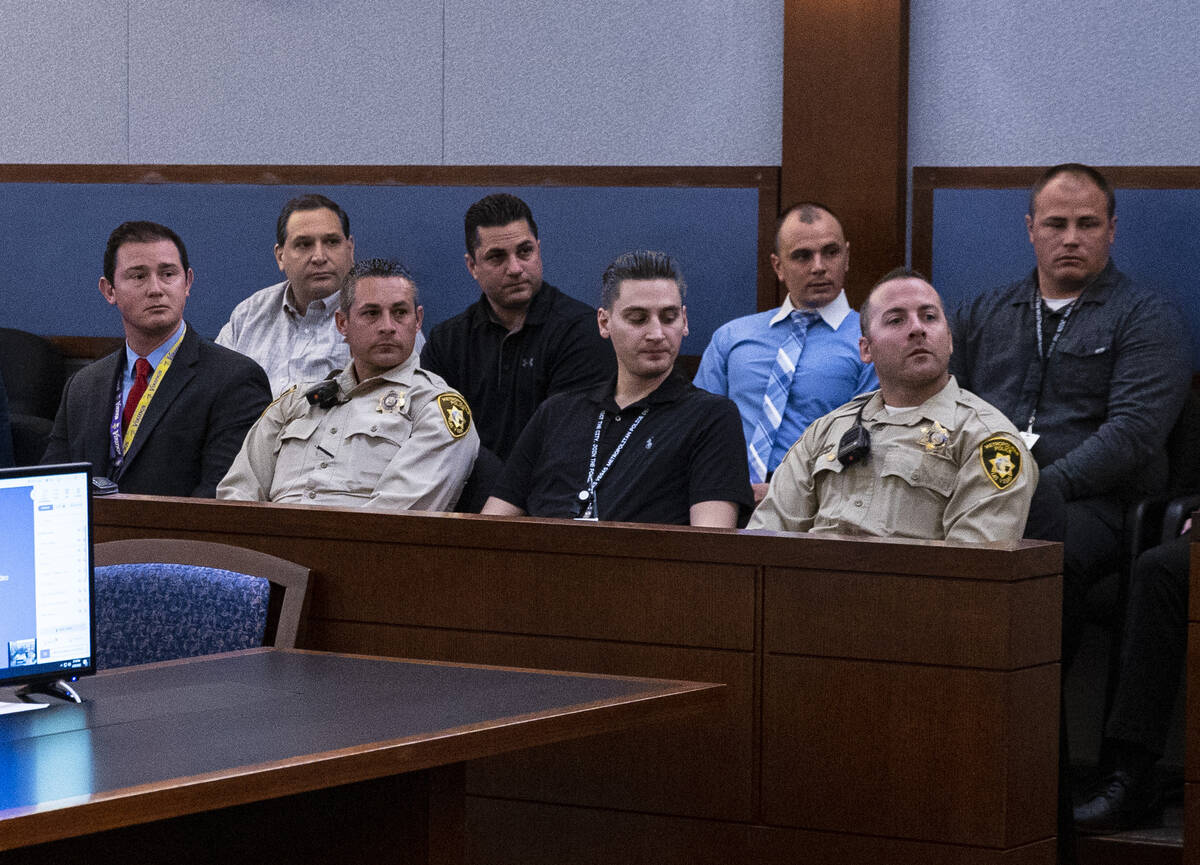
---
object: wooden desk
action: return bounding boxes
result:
[94,495,1063,864]
[0,649,720,864]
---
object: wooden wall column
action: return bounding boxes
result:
[782,0,909,307]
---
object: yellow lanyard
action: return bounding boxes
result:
[121,325,187,453]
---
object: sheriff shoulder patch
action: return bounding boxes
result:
[979,435,1022,490]
[437,393,472,439]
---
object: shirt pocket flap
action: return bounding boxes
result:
[342,413,407,447]
[879,444,957,497]
[278,416,321,444]
[812,450,847,477]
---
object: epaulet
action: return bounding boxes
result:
[263,384,298,414]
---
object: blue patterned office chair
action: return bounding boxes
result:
[93,539,311,670]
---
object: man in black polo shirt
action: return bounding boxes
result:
[421,193,615,460]
[482,251,752,527]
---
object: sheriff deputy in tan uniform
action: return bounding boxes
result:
[749,268,1036,543]
[218,258,479,512]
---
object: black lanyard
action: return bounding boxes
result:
[1027,289,1076,431]
[576,407,649,519]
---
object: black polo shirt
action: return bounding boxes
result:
[421,282,616,461]
[491,372,753,525]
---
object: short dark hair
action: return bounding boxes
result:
[464,193,538,257]
[276,194,350,246]
[600,250,686,310]
[774,201,841,253]
[1028,163,1115,219]
[339,257,418,316]
[860,267,934,336]
[103,221,189,283]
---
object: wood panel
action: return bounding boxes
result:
[782,0,908,305]
[762,658,1057,847]
[301,543,755,650]
[764,566,1061,668]
[468,799,1057,865]
[92,496,1062,863]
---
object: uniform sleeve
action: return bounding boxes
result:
[217,391,291,501]
[1051,297,1190,500]
[360,393,480,512]
[942,430,1038,543]
[196,359,272,497]
[687,397,753,509]
[545,314,617,397]
[692,332,730,397]
[746,424,821,532]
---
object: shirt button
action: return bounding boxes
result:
[320,462,328,469]
[854,500,863,507]
[330,428,338,434]
[615,415,622,422]
[307,491,316,499]
[370,424,378,432]
[911,472,919,480]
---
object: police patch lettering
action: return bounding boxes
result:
[979,436,1022,490]
[437,393,472,439]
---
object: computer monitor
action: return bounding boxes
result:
[0,463,95,698]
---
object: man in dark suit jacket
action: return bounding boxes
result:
[43,221,270,496]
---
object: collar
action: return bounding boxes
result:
[282,281,339,317]
[124,320,186,380]
[768,291,850,330]
[470,281,559,330]
[336,350,421,397]
[860,375,961,430]
[1016,258,1120,307]
[586,370,689,412]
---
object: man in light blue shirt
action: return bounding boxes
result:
[694,202,877,501]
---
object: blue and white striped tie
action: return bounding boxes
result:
[747,309,820,483]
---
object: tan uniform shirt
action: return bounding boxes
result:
[218,353,478,512]
[748,377,1037,543]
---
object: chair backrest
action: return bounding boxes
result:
[92,539,311,670]
[0,327,66,420]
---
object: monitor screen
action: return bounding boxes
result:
[0,463,95,690]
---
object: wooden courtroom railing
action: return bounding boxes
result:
[94,495,1062,865]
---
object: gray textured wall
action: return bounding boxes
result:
[0,0,782,165]
[908,0,1200,168]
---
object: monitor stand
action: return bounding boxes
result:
[15,679,83,704]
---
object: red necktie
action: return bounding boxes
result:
[122,358,152,432]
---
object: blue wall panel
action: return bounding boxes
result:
[931,187,1200,370]
[0,183,760,357]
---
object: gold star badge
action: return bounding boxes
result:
[437,393,472,439]
[376,390,406,414]
[979,435,1022,490]
[918,420,951,452]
